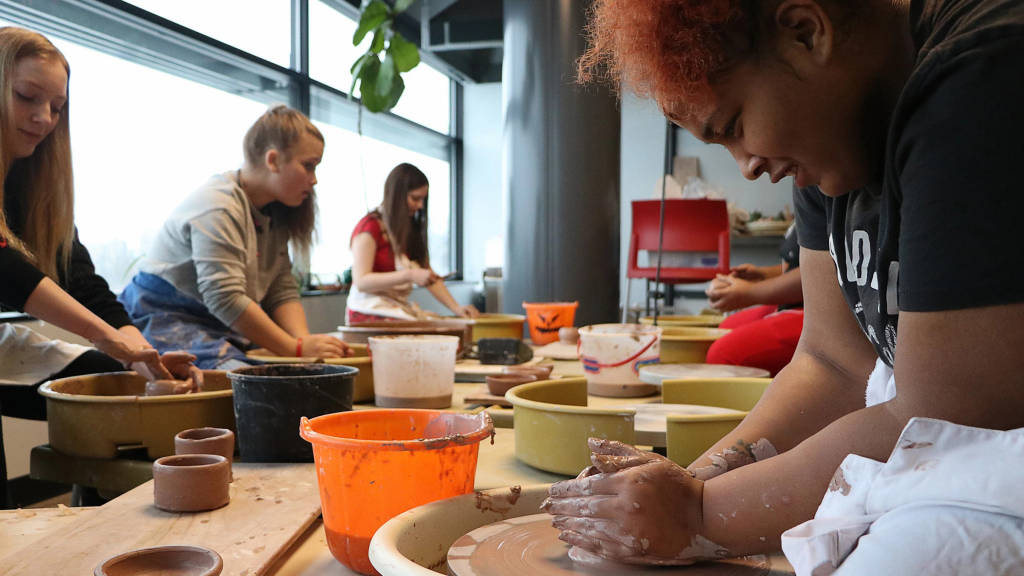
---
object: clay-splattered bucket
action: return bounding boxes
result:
[578,323,662,397]
[300,410,493,575]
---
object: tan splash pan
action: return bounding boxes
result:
[246,344,374,402]
[659,327,731,363]
[38,371,235,460]
[662,377,772,466]
[640,314,725,328]
[506,378,635,475]
[467,314,526,342]
[507,377,772,476]
[369,484,548,575]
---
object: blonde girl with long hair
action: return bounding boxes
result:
[0,26,192,386]
[119,105,350,369]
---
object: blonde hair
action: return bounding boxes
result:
[242,105,323,266]
[0,26,73,280]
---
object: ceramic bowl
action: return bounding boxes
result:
[94,545,223,576]
[485,373,537,396]
[500,364,554,380]
[174,427,234,462]
[152,454,230,512]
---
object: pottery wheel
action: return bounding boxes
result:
[638,364,771,386]
[447,514,772,576]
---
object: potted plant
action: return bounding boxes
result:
[349,0,421,115]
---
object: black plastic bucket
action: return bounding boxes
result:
[227,363,357,462]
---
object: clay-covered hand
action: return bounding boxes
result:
[92,335,173,380]
[153,351,204,391]
[407,267,435,287]
[301,334,352,358]
[542,439,719,566]
[706,274,755,312]
[455,304,480,318]
[729,263,767,281]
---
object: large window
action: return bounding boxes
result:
[0,0,456,291]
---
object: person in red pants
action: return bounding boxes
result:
[705,222,802,375]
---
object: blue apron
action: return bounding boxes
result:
[119,272,251,370]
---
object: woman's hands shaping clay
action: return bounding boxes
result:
[543,438,725,566]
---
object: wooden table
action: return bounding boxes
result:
[1,430,792,575]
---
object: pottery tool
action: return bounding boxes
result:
[0,463,322,576]
[447,513,780,576]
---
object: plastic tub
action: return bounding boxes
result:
[300,409,494,576]
[246,345,375,403]
[521,301,578,345]
[368,335,458,408]
[38,371,235,460]
[659,327,730,363]
[227,364,356,462]
[578,323,662,397]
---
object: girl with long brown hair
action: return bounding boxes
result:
[346,162,478,322]
[120,105,350,369]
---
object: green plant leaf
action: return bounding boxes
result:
[389,32,420,72]
[359,56,387,112]
[353,0,389,46]
[393,0,416,14]
[384,74,405,111]
[370,20,391,54]
[376,53,396,98]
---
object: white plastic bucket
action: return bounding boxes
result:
[368,335,459,408]
[578,323,662,397]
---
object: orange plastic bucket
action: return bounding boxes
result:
[522,301,579,344]
[299,409,494,575]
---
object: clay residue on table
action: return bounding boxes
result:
[827,468,852,496]
[474,485,522,514]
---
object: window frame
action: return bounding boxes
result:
[0,0,463,278]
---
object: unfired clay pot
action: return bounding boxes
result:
[485,373,537,396]
[174,427,235,462]
[501,364,554,380]
[153,454,230,512]
[94,545,223,576]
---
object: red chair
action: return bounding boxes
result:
[626,199,731,317]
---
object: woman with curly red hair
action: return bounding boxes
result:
[545,1,1024,573]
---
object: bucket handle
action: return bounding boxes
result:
[579,333,659,371]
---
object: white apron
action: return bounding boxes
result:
[782,360,1024,575]
[0,323,91,385]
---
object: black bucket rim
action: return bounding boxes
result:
[227,363,359,383]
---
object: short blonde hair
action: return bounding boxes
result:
[0,26,73,280]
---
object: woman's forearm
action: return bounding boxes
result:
[701,402,905,555]
[426,280,461,313]
[688,348,869,472]
[24,277,120,343]
[270,300,310,337]
[231,301,298,356]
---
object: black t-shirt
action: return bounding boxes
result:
[779,224,799,270]
[795,0,1024,366]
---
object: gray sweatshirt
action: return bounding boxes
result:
[142,171,298,327]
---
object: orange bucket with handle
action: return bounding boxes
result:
[522,301,579,344]
[299,409,493,575]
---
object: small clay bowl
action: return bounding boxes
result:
[486,373,538,396]
[94,545,223,576]
[175,427,235,462]
[558,326,579,344]
[501,364,554,380]
[153,454,230,512]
